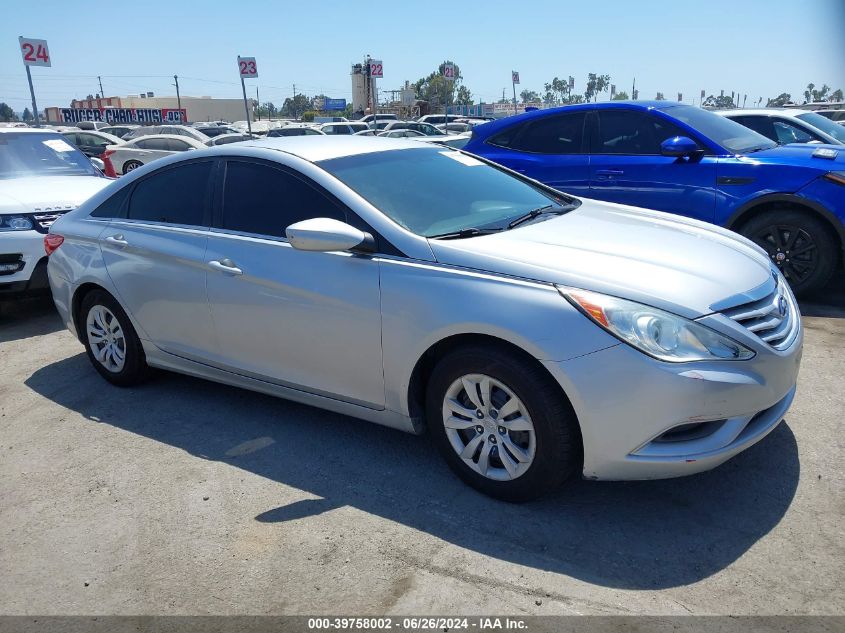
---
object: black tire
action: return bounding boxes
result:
[738,209,838,296]
[425,345,581,502]
[79,289,152,387]
[122,160,143,174]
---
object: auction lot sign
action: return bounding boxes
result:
[59,108,187,124]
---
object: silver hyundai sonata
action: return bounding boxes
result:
[47,137,802,501]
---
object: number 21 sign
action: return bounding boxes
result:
[238,56,258,79]
[19,37,51,67]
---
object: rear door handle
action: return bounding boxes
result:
[105,234,128,247]
[208,258,243,275]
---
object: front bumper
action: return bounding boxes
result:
[0,230,48,298]
[543,326,803,480]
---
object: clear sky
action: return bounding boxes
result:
[2,0,844,113]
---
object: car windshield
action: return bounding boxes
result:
[319,147,575,237]
[659,104,777,154]
[0,132,99,180]
[796,112,845,143]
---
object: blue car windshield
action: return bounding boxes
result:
[796,112,845,143]
[659,104,777,154]
[0,132,99,179]
[319,147,575,237]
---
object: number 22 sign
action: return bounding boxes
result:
[238,56,258,79]
[19,37,51,67]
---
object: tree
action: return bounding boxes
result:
[702,94,736,108]
[611,90,629,101]
[767,93,792,107]
[804,83,830,103]
[830,88,844,102]
[543,77,572,104]
[584,73,610,102]
[256,102,277,119]
[655,92,666,101]
[281,94,313,118]
[455,85,473,106]
[22,107,33,121]
[413,61,469,109]
[520,89,539,104]
[0,103,16,122]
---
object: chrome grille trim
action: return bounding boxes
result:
[29,208,73,234]
[721,274,799,351]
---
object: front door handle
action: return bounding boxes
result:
[595,169,624,177]
[208,258,243,275]
[105,234,128,247]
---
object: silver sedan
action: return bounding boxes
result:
[47,137,802,501]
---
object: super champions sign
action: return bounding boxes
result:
[60,108,187,124]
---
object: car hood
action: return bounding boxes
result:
[427,199,774,319]
[742,143,845,167]
[0,176,110,215]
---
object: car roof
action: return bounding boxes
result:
[716,108,803,117]
[0,127,62,134]
[237,135,437,162]
[127,133,204,144]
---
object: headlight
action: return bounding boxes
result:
[559,287,755,362]
[0,215,34,232]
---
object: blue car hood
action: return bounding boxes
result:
[738,143,845,169]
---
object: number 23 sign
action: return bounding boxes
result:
[19,37,51,67]
[238,56,258,78]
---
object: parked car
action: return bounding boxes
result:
[436,122,473,134]
[382,121,445,136]
[353,130,378,136]
[124,125,209,143]
[267,126,325,137]
[99,125,140,140]
[465,101,845,295]
[76,121,110,131]
[194,125,238,138]
[0,128,109,299]
[319,122,370,135]
[62,130,125,158]
[103,134,206,174]
[814,110,845,125]
[718,109,845,146]
[413,132,472,149]
[47,137,801,501]
[204,133,256,146]
[358,113,398,125]
[378,129,425,138]
[417,114,464,126]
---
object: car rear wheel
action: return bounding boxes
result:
[80,290,151,386]
[122,159,143,173]
[739,209,837,296]
[426,345,581,502]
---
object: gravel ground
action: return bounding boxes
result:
[0,285,843,616]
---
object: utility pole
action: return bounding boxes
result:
[97,75,104,99]
[292,83,296,119]
[173,75,182,123]
[632,77,636,101]
[256,86,260,120]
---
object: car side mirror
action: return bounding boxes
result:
[661,136,700,157]
[286,217,375,253]
[90,157,105,171]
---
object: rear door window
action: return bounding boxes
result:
[127,161,213,226]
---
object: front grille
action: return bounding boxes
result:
[721,274,798,350]
[30,208,73,234]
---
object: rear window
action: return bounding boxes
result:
[127,161,212,225]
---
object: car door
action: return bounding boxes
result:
[478,111,590,196]
[204,158,385,409]
[588,109,717,223]
[99,159,217,361]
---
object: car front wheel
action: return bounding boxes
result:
[739,209,837,296]
[426,345,581,502]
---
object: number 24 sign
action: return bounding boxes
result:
[19,37,51,67]
[238,56,258,78]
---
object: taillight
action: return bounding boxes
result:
[99,149,118,178]
[44,234,64,255]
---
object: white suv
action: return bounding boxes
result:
[0,128,110,298]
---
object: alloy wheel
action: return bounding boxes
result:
[86,305,127,373]
[751,223,817,284]
[441,373,536,481]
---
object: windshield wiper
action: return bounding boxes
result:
[429,227,502,240]
[506,204,559,229]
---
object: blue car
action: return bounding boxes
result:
[464,102,845,295]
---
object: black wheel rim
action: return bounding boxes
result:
[751,223,817,284]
